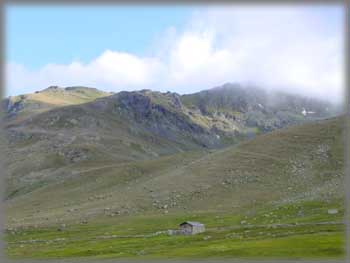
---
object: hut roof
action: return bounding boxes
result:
[179,221,204,227]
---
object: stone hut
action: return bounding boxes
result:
[179,221,205,235]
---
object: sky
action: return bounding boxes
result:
[5,4,345,103]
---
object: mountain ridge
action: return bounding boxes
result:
[2,83,339,134]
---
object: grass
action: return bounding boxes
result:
[5,200,346,260]
[8,231,343,259]
[3,86,111,126]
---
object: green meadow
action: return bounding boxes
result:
[5,199,345,260]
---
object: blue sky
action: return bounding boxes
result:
[5,4,345,103]
[6,5,193,69]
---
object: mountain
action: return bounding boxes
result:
[181,83,337,133]
[2,83,337,134]
[1,86,112,124]
[2,84,339,202]
[4,115,344,228]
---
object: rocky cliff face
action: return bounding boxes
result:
[111,91,219,147]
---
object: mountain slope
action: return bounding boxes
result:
[4,116,344,228]
[2,86,112,124]
[181,83,336,133]
[1,84,339,207]
[2,90,223,201]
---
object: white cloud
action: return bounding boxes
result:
[164,6,344,102]
[7,50,164,95]
[90,50,163,86]
[6,5,345,103]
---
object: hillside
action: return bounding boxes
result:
[4,116,344,228]
[1,84,338,204]
[1,86,112,124]
[2,90,223,201]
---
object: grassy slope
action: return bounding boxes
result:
[5,116,344,224]
[3,86,111,124]
[3,87,336,201]
[4,116,346,259]
[5,200,345,259]
[3,93,219,200]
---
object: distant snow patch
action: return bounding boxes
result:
[302,108,316,116]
